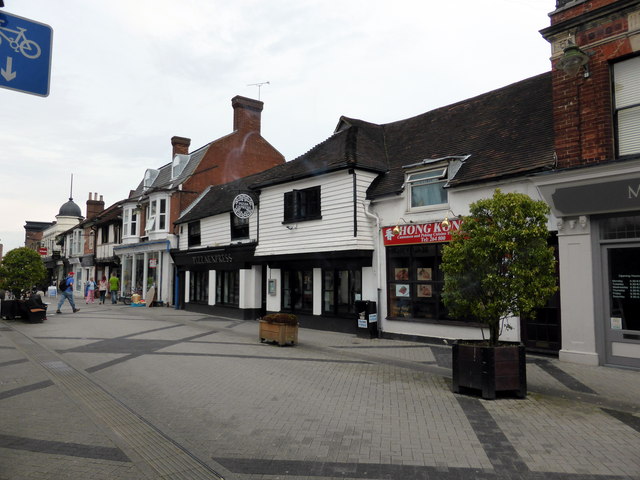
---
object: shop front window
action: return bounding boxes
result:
[216,270,239,306]
[608,247,640,332]
[386,244,449,321]
[283,269,313,313]
[135,256,144,293]
[323,269,362,316]
[147,252,159,290]
[122,256,133,294]
[190,270,209,304]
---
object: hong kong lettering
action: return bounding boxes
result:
[395,219,462,236]
[192,254,233,264]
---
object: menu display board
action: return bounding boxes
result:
[609,247,640,332]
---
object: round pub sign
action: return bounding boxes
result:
[232,193,254,218]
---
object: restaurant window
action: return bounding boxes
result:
[607,247,640,332]
[283,186,321,223]
[189,270,209,304]
[283,269,313,313]
[230,213,249,240]
[602,214,640,333]
[188,221,201,248]
[407,167,448,209]
[613,56,640,157]
[216,270,239,306]
[386,244,450,321]
[323,268,362,315]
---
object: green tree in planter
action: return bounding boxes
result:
[441,190,557,346]
[0,247,47,297]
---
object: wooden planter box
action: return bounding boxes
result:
[259,320,298,346]
[452,341,526,399]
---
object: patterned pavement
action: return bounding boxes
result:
[0,302,639,480]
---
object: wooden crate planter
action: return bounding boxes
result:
[452,341,526,399]
[259,314,298,346]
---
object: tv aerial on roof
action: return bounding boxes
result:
[247,81,270,100]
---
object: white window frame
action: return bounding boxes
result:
[123,206,139,238]
[407,166,448,210]
[72,230,82,255]
[614,56,640,157]
[146,196,169,233]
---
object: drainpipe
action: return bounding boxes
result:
[363,200,382,335]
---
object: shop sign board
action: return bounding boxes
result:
[38,247,47,256]
[552,176,640,215]
[0,11,53,96]
[382,219,462,246]
[232,193,254,218]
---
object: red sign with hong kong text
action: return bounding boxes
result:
[382,219,462,246]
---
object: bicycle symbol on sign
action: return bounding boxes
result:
[0,19,41,59]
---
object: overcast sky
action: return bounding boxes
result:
[0,0,554,253]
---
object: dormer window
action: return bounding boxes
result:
[407,167,448,209]
[171,154,190,180]
[143,169,159,190]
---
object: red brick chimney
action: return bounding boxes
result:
[232,95,263,134]
[86,192,105,219]
[171,136,191,157]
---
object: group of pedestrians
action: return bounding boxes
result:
[56,272,120,314]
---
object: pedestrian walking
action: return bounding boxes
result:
[85,277,96,304]
[98,275,108,304]
[56,272,80,314]
[109,273,120,304]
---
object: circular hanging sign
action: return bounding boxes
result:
[232,193,255,218]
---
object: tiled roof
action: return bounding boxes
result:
[176,171,267,224]
[250,121,389,189]
[179,73,554,222]
[370,72,554,197]
[251,73,553,195]
[128,143,210,199]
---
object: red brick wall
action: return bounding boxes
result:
[548,1,639,168]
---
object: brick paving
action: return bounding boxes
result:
[0,302,639,480]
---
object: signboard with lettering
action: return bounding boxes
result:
[552,177,640,215]
[232,193,254,218]
[382,219,462,246]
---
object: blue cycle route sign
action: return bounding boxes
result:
[0,11,53,97]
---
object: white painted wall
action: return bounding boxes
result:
[557,227,599,365]
[255,170,377,257]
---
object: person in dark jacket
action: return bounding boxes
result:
[56,272,80,314]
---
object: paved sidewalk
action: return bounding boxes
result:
[1,302,639,480]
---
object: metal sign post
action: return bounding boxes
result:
[0,11,52,96]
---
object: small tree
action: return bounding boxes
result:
[441,190,557,346]
[0,247,47,297]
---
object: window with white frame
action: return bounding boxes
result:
[123,206,138,237]
[146,197,168,233]
[73,230,82,255]
[407,167,448,209]
[614,56,640,157]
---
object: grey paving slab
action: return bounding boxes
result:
[1,302,639,480]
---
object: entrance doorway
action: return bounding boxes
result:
[603,244,640,368]
[521,234,561,355]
